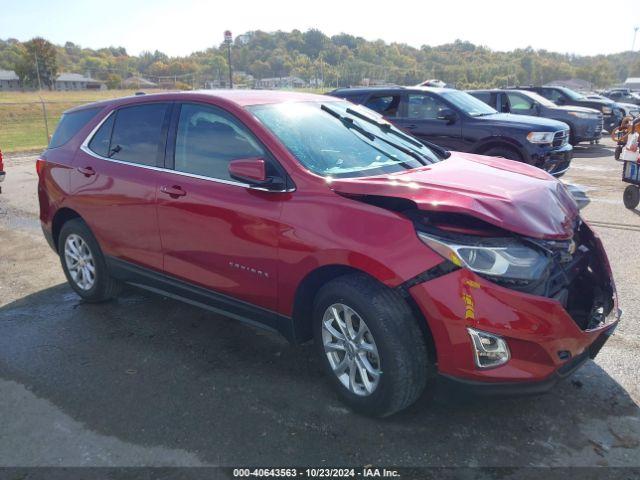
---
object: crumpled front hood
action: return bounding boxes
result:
[329,152,579,240]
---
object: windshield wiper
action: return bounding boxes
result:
[321,104,375,141]
[345,107,450,160]
[321,104,428,167]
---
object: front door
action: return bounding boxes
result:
[69,102,171,270]
[504,91,538,117]
[394,92,465,151]
[155,102,283,311]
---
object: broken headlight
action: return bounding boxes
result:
[418,231,550,282]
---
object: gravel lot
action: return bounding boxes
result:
[0,139,639,470]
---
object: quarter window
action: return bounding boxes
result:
[88,114,115,157]
[108,103,170,166]
[174,103,266,181]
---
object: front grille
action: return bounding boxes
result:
[596,114,604,133]
[553,129,569,147]
[543,222,615,330]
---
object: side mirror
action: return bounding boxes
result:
[229,158,267,184]
[228,157,288,191]
[436,108,457,124]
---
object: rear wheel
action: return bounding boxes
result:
[482,145,523,162]
[623,185,640,210]
[58,218,121,302]
[313,273,431,417]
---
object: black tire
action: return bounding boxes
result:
[623,185,640,210]
[481,146,523,162]
[313,273,431,417]
[58,218,122,302]
[615,146,622,160]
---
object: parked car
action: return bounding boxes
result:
[586,94,640,118]
[38,91,619,416]
[468,89,602,145]
[601,89,640,106]
[0,149,5,193]
[514,85,623,132]
[329,86,572,176]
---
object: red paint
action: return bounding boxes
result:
[228,157,267,183]
[38,90,618,387]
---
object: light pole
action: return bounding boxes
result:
[633,27,639,52]
[224,30,233,89]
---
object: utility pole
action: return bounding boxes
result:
[34,50,43,91]
[633,27,639,52]
[224,30,233,89]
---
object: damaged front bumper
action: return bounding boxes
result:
[406,221,620,392]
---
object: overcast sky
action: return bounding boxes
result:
[2,0,639,57]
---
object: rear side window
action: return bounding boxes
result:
[49,107,102,149]
[109,103,170,166]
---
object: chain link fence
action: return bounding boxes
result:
[0,99,99,153]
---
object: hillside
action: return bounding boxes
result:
[2,29,640,89]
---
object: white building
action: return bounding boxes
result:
[0,70,20,91]
[55,73,105,91]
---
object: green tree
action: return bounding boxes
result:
[15,37,58,89]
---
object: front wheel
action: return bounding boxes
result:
[58,218,122,302]
[313,274,431,417]
[482,146,523,162]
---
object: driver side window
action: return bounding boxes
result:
[506,92,535,112]
[174,103,266,181]
[541,89,564,103]
[405,94,448,119]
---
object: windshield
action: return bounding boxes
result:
[248,101,441,178]
[520,90,556,108]
[439,90,497,116]
[558,87,586,101]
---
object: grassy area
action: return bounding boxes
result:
[0,90,162,152]
[0,87,331,153]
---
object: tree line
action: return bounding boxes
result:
[1,29,639,90]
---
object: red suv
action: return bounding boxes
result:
[38,91,620,416]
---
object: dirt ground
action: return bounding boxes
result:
[0,140,639,470]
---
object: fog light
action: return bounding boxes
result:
[467,328,510,369]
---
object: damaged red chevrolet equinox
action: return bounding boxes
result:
[38,91,620,416]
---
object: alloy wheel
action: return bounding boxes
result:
[64,234,96,291]
[321,303,382,396]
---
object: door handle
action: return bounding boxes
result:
[160,185,186,198]
[77,166,95,177]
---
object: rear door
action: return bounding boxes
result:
[154,102,284,311]
[395,92,465,151]
[70,102,171,270]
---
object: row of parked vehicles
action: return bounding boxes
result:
[35,86,620,416]
[329,84,635,177]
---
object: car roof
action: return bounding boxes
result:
[65,89,334,114]
[331,86,453,95]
